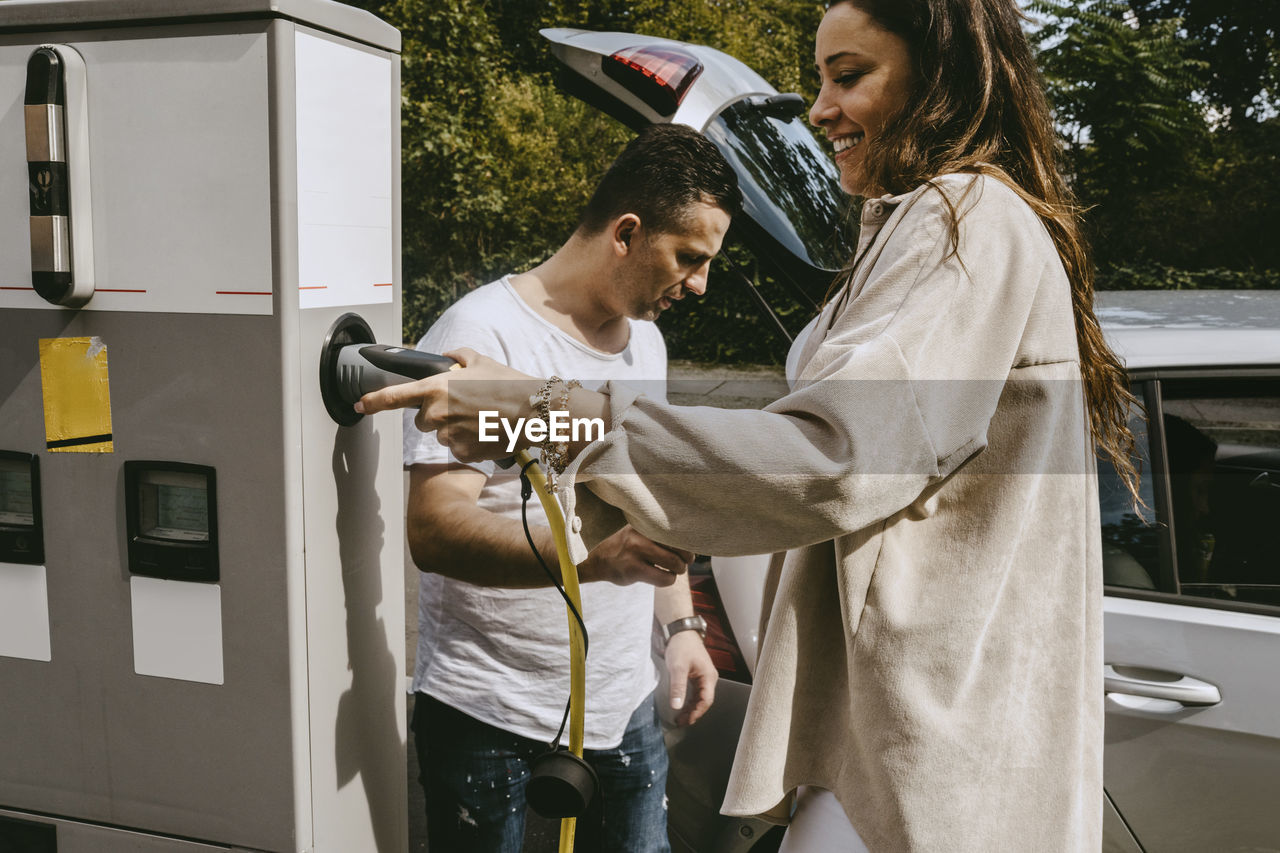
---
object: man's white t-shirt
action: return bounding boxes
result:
[403,276,668,749]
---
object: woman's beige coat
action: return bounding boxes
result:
[558,174,1103,851]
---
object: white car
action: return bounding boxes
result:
[543,27,1280,853]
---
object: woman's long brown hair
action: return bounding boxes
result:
[836,0,1141,502]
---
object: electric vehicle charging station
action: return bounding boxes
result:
[0,1,407,850]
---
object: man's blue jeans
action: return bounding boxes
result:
[413,691,671,853]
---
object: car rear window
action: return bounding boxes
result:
[703,104,854,274]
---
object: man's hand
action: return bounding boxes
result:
[665,631,718,727]
[579,525,692,588]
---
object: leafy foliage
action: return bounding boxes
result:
[1129,0,1278,126]
[1029,2,1207,225]
[349,0,1275,361]
[1030,1,1207,170]
[1029,0,1278,287]
[1098,263,1280,291]
[354,0,824,356]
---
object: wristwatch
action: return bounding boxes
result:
[662,615,708,646]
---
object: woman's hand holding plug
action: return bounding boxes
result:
[356,348,610,464]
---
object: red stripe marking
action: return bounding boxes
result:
[373,282,393,287]
[216,291,272,296]
[299,285,328,290]
[0,286,34,290]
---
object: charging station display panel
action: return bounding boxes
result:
[0,451,43,564]
[125,462,218,582]
[144,478,208,542]
[0,451,50,662]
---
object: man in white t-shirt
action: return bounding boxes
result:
[404,125,743,852]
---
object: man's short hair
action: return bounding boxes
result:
[577,124,742,236]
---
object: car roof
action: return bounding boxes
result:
[1096,290,1280,370]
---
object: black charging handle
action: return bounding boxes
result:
[319,313,456,426]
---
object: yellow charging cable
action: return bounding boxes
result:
[514,450,587,853]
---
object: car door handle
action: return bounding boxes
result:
[1104,664,1222,707]
[1249,471,1280,492]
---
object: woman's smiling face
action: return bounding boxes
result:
[809,3,916,197]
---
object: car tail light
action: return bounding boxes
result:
[687,562,752,684]
[601,46,703,116]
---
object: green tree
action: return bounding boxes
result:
[1029,1,1208,268]
[353,0,824,353]
[1130,0,1277,126]
[1030,0,1278,282]
[349,0,1273,357]
[1029,0,1208,189]
[382,0,506,319]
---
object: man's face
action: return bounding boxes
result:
[617,201,732,322]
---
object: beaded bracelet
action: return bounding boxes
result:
[528,376,582,489]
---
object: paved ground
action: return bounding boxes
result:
[402,361,785,851]
[666,361,790,411]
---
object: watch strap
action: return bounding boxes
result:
[663,615,707,645]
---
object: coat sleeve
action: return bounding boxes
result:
[557,176,1063,562]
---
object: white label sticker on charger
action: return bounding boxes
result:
[131,576,223,685]
[0,563,52,662]
[295,32,394,310]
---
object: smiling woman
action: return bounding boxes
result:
[363,1,1137,850]
[808,3,916,197]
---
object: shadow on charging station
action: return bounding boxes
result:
[333,423,402,853]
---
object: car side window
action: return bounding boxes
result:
[1161,379,1280,608]
[1098,396,1162,591]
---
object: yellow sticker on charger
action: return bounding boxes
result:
[39,336,114,453]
